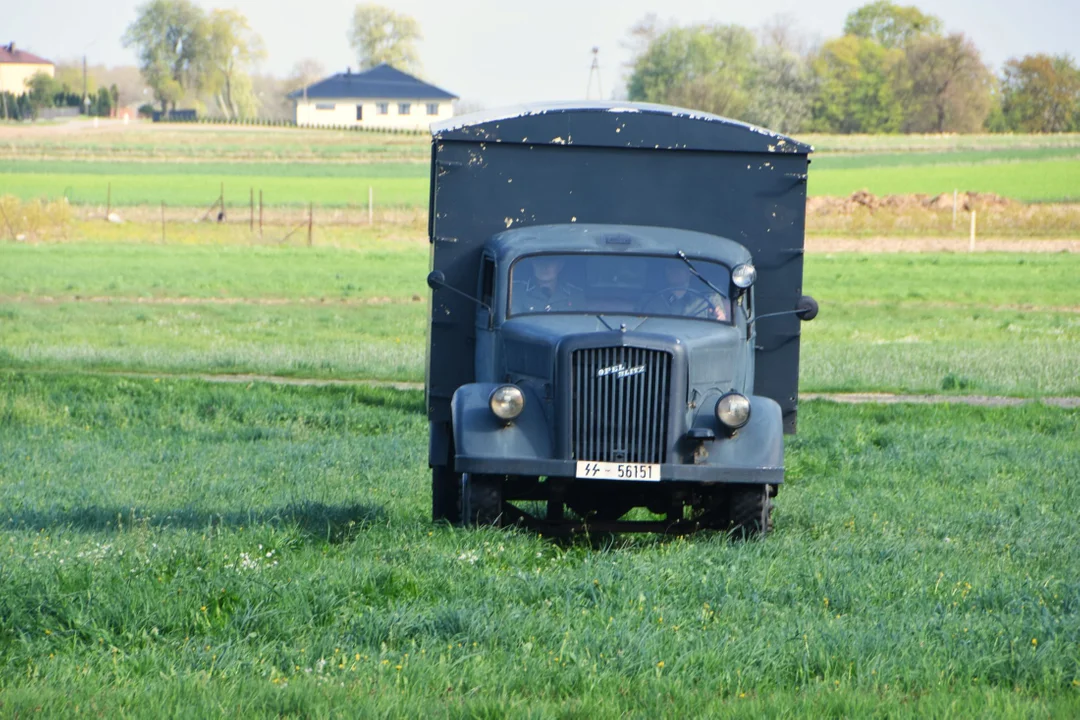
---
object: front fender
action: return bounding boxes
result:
[689,394,784,472]
[451,383,553,472]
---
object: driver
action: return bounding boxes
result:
[642,264,729,321]
[511,256,585,314]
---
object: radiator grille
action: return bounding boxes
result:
[570,347,672,464]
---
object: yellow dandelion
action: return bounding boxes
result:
[656,661,664,668]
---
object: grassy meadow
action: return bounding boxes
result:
[2,243,1077,395]
[1,372,1078,716]
[2,122,1079,715]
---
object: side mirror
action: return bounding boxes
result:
[426,269,494,329]
[427,270,446,290]
[796,295,819,322]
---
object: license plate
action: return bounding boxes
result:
[575,461,660,481]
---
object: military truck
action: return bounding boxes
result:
[425,102,816,535]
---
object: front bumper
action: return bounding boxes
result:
[455,456,783,484]
[450,382,785,486]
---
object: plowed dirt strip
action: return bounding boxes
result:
[11,369,1078,407]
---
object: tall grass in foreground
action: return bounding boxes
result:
[0,372,1077,716]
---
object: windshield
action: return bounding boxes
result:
[509,253,733,323]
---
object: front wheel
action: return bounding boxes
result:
[461,473,504,527]
[726,483,774,537]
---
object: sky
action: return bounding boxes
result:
[7,0,1080,107]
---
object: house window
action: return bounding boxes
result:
[398,102,411,115]
[427,103,439,116]
[376,102,388,115]
[315,102,335,111]
[356,104,363,121]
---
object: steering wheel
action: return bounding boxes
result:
[642,287,721,318]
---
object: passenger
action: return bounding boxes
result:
[642,264,729,321]
[511,256,586,314]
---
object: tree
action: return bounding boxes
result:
[1000,54,1080,132]
[627,24,757,118]
[348,4,422,73]
[844,1,942,49]
[25,72,62,115]
[92,86,114,117]
[899,33,991,132]
[810,35,905,133]
[285,58,326,94]
[204,9,265,119]
[122,0,209,113]
[746,49,815,133]
[744,15,816,133]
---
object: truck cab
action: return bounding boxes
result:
[425,102,815,534]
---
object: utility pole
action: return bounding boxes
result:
[586,47,602,100]
[83,54,88,114]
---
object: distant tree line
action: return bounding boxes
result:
[627,1,1080,133]
[117,1,424,121]
[120,0,265,119]
[0,76,119,121]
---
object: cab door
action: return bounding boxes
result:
[474,252,498,382]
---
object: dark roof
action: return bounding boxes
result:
[432,101,813,155]
[0,43,52,65]
[287,63,456,101]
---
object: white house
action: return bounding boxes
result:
[289,63,457,130]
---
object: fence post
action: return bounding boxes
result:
[249,188,254,231]
[308,202,313,247]
[368,186,373,224]
[969,210,976,252]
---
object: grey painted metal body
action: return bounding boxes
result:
[426,102,811,510]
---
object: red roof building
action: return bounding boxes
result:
[0,42,55,94]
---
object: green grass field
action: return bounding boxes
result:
[1,124,429,162]
[2,122,1080,714]
[2,244,1077,394]
[2,156,1077,207]
[807,158,1080,202]
[1,372,1077,715]
[3,126,1080,207]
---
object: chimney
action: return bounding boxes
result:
[8,42,15,53]
[346,66,351,75]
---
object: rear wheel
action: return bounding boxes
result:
[432,465,462,524]
[461,473,504,527]
[727,483,774,537]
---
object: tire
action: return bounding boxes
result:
[691,486,730,531]
[727,483,774,537]
[461,473,504,527]
[432,465,462,524]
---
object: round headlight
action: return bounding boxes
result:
[716,392,751,429]
[732,263,757,289]
[489,385,525,420]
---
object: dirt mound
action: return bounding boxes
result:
[808,190,1015,215]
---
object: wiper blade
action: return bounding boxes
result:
[677,250,728,298]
